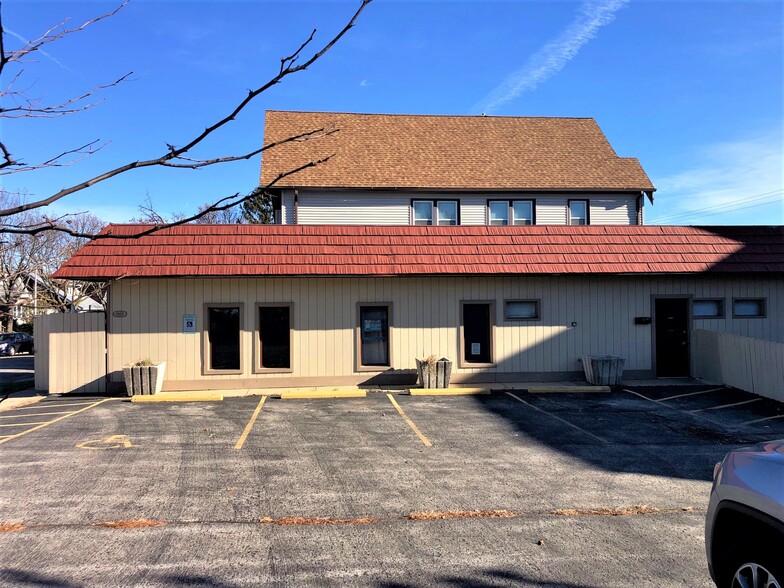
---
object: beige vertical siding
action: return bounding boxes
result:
[33,315,51,391]
[292,191,640,225]
[693,329,784,402]
[36,313,106,393]
[106,275,782,389]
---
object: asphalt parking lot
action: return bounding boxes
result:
[1,384,783,587]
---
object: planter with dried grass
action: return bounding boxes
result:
[123,359,167,396]
[415,355,453,388]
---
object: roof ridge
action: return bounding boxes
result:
[265,110,596,121]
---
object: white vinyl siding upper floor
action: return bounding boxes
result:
[280,190,640,225]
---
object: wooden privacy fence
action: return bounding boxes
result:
[693,329,784,402]
[34,312,107,394]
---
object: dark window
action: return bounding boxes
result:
[259,306,291,369]
[693,299,724,318]
[733,298,766,318]
[208,306,240,370]
[359,306,390,367]
[505,300,540,320]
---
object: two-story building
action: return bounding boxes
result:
[50,111,783,393]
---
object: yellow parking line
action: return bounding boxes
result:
[0,399,113,446]
[0,421,51,427]
[387,394,432,447]
[0,411,77,419]
[234,396,267,450]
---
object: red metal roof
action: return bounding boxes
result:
[53,224,784,280]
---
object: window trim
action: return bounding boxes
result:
[355,302,393,372]
[253,303,294,374]
[486,199,536,226]
[410,199,460,226]
[202,302,244,375]
[458,300,496,368]
[692,299,724,319]
[732,298,767,319]
[504,299,541,321]
[568,199,590,225]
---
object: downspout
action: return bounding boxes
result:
[636,192,645,226]
[293,189,299,225]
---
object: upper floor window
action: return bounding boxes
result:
[411,200,458,226]
[488,200,535,226]
[568,200,589,225]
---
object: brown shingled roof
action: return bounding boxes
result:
[260,111,655,193]
[53,225,782,280]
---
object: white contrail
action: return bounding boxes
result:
[473,0,629,114]
[5,28,78,75]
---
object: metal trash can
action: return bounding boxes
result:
[581,355,625,386]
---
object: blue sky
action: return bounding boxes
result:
[2,0,782,226]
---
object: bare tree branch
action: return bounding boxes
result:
[1,73,132,120]
[1,140,105,175]
[0,154,333,239]
[0,0,372,221]
[0,1,129,75]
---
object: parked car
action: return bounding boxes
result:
[0,332,34,356]
[706,439,784,588]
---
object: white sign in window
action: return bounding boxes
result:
[471,342,481,355]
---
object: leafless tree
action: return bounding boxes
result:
[0,191,105,330]
[0,0,372,238]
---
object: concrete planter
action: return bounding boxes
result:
[581,355,625,386]
[416,357,453,388]
[123,361,167,396]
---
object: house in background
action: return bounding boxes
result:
[46,111,783,394]
[1,272,103,332]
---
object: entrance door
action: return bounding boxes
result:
[463,303,492,364]
[654,298,690,377]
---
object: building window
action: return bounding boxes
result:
[411,200,459,226]
[693,299,724,318]
[488,200,535,225]
[357,304,391,369]
[505,300,540,320]
[204,304,243,373]
[512,201,534,225]
[568,200,589,225]
[733,298,766,318]
[256,304,292,372]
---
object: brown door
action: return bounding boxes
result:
[463,303,492,364]
[654,298,689,377]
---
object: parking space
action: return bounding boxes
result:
[1,385,782,586]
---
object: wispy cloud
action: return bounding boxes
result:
[472,0,629,114]
[4,28,78,75]
[649,134,784,225]
[359,79,370,88]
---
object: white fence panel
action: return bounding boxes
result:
[693,329,784,402]
[34,313,106,394]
